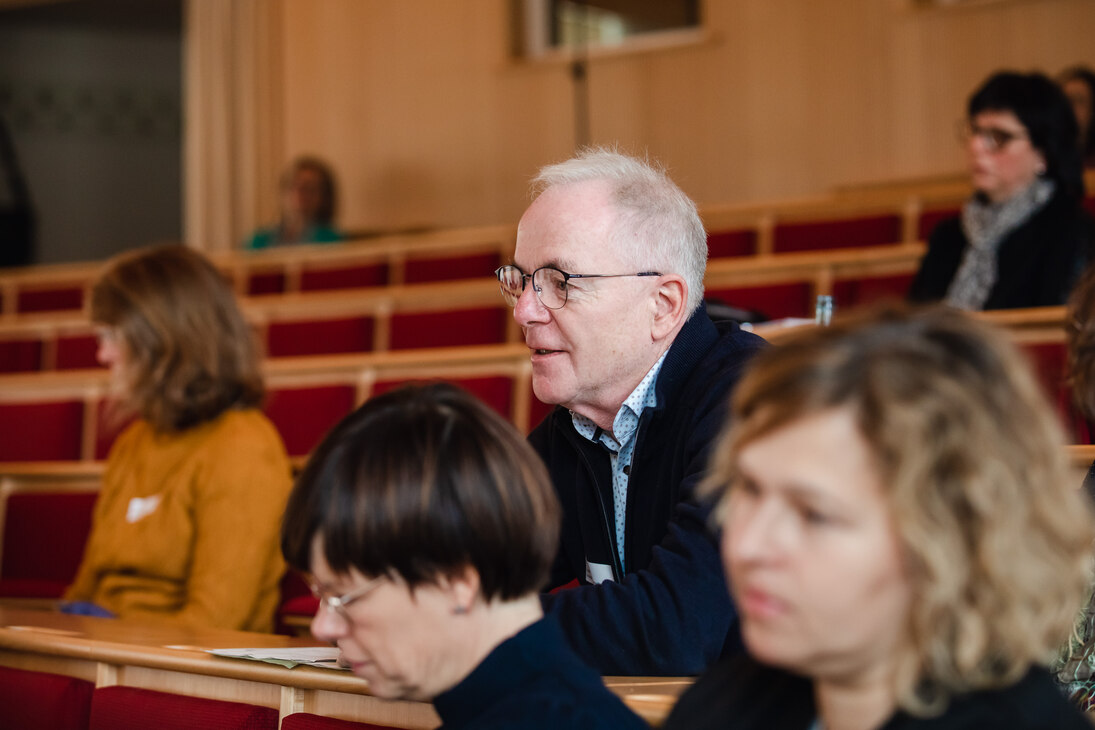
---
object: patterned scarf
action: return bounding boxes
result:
[944,178,1055,310]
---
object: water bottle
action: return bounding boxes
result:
[815,295,834,327]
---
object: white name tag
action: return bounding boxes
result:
[126,494,162,524]
[585,560,615,585]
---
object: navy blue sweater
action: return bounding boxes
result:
[432,617,646,730]
[535,309,765,676]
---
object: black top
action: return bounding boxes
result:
[908,191,1094,309]
[431,617,647,730]
[664,653,1091,730]
[534,309,765,675]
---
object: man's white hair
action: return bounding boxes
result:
[531,147,708,313]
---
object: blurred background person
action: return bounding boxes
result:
[910,71,1093,310]
[1059,65,1095,168]
[281,383,646,729]
[245,156,343,250]
[666,304,1094,730]
[63,244,292,631]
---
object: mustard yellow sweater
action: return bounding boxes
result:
[64,409,293,632]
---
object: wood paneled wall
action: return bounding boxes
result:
[189,0,1095,247]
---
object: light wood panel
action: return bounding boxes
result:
[192,0,1095,246]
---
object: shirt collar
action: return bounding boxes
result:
[571,352,668,448]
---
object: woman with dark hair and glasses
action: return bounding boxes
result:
[909,70,1094,310]
[280,383,646,729]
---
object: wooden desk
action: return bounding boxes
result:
[0,607,686,727]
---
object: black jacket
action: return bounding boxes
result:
[534,309,765,676]
[664,653,1091,730]
[908,192,1094,309]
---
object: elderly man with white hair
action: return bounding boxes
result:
[495,148,765,676]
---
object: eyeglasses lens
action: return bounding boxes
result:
[532,268,567,309]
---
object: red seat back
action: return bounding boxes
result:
[17,286,84,313]
[247,271,287,295]
[773,214,901,253]
[917,208,960,241]
[831,274,915,309]
[404,252,501,284]
[706,283,814,321]
[56,334,102,370]
[264,385,356,457]
[707,228,757,258]
[267,317,376,357]
[0,400,85,460]
[90,686,278,730]
[300,263,388,292]
[0,666,93,730]
[389,307,506,350]
[0,338,42,373]
[0,491,97,598]
[372,376,513,422]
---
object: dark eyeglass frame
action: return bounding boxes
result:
[956,120,1030,153]
[494,264,662,310]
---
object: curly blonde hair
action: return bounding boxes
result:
[706,303,1094,715]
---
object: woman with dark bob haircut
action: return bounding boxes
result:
[63,244,292,631]
[910,70,1094,310]
[665,304,1095,730]
[281,383,645,729]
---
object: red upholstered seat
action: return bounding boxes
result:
[773,214,902,253]
[389,307,507,350]
[917,207,961,241]
[706,283,814,321]
[17,286,84,313]
[300,263,388,292]
[0,666,93,730]
[0,491,97,599]
[0,338,42,372]
[706,228,757,258]
[831,274,915,309]
[404,252,501,284]
[0,400,85,461]
[57,334,102,370]
[282,713,402,730]
[267,317,375,357]
[94,400,134,460]
[89,686,278,730]
[247,271,287,295]
[1021,341,1073,437]
[264,385,356,457]
[373,376,513,422]
[276,570,316,635]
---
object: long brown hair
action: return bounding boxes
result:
[90,244,264,432]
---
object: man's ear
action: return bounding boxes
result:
[651,274,688,342]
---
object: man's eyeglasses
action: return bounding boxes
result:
[307,574,385,620]
[494,265,661,310]
[957,120,1029,153]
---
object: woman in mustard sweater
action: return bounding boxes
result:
[62,245,292,632]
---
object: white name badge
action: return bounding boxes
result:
[585,560,615,585]
[126,494,162,524]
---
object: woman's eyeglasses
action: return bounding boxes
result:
[957,120,1029,153]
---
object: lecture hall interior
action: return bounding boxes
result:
[1,0,1095,728]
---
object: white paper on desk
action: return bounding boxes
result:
[209,646,348,670]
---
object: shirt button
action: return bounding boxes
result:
[623,465,631,476]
